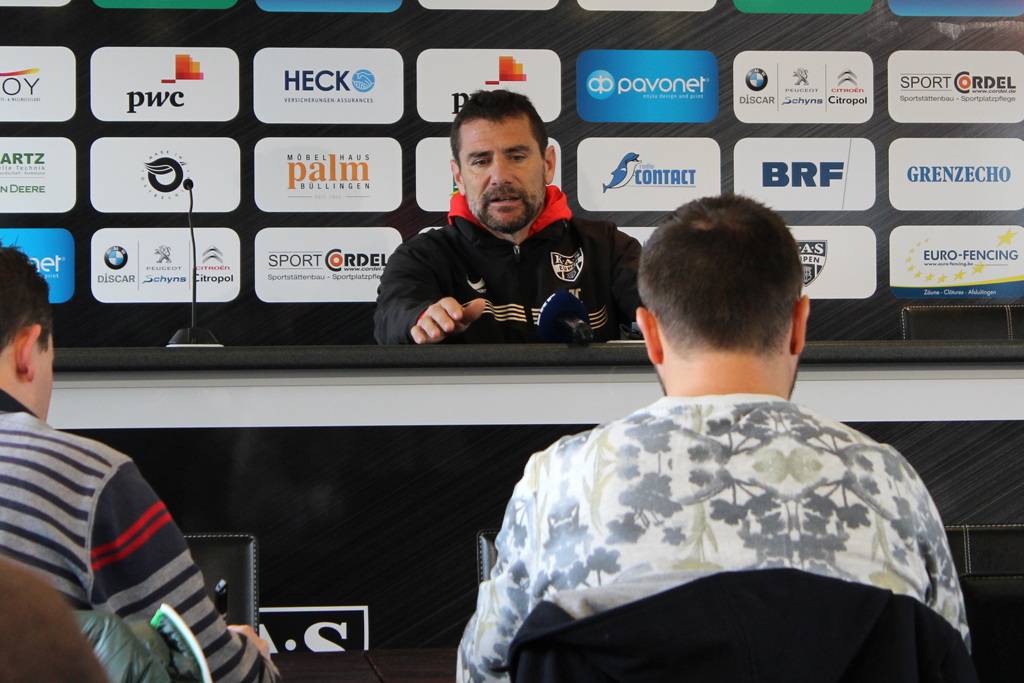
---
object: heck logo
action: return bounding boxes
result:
[0,137,76,214]
[255,138,401,213]
[578,137,720,211]
[889,138,1024,211]
[888,51,1024,123]
[791,226,876,299]
[735,0,871,12]
[0,228,74,303]
[91,48,238,122]
[890,225,1024,299]
[417,49,560,122]
[577,50,718,123]
[255,227,402,302]
[734,137,875,211]
[0,47,75,122]
[254,48,402,124]
[888,0,1024,17]
[733,52,873,123]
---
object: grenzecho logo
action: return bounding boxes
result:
[0,47,75,122]
[0,137,75,214]
[891,225,1024,298]
[733,51,873,123]
[414,137,562,213]
[254,137,401,213]
[255,227,402,302]
[734,137,875,211]
[91,227,240,303]
[790,226,876,299]
[254,48,402,124]
[889,0,1024,17]
[888,51,1024,123]
[417,50,560,122]
[90,48,239,122]
[888,138,1024,211]
[0,228,74,303]
[577,50,717,123]
[577,137,721,211]
[90,138,240,213]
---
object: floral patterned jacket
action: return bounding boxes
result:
[458,395,968,683]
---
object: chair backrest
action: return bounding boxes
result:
[477,529,499,584]
[901,305,1024,340]
[184,533,258,630]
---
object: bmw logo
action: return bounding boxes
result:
[352,69,375,93]
[746,68,768,92]
[104,246,128,270]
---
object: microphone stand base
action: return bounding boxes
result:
[167,327,222,347]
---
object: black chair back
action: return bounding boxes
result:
[184,533,258,630]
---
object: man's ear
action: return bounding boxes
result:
[635,307,665,367]
[543,145,556,185]
[12,324,42,383]
[789,295,810,356]
[450,159,466,195]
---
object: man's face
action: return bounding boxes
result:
[451,115,556,239]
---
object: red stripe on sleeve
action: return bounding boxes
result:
[91,511,173,571]
[90,501,167,559]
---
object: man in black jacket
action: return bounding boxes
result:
[374,90,642,344]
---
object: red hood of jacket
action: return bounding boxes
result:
[447,186,572,238]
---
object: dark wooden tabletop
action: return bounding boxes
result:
[274,649,457,683]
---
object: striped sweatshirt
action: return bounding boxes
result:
[0,392,280,683]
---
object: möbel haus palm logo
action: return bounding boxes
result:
[91,48,239,122]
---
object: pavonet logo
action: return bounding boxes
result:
[577,50,718,123]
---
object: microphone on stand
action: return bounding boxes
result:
[537,290,594,344]
[168,178,221,347]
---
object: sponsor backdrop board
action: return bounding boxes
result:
[4,2,1024,346]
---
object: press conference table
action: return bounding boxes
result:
[275,649,456,683]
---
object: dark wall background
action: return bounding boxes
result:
[74,419,1024,647]
[2,1,1022,346]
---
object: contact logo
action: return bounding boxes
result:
[578,50,718,123]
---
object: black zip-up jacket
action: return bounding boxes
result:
[373,215,642,344]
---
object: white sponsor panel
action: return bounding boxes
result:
[888,51,1024,123]
[733,137,875,211]
[580,0,714,9]
[420,0,555,7]
[254,137,401,213]
[890,224,1024,299]
[253,48,403,124]
[733,51,873,124]
[90,137,240,213]
[789,226,876,299]
[414,136,562,212]
[91,227,240,303]
[91,48,239,122]
[255,227,402,303]
[888,138,1024,211]
[416,50,561,122]
[0,138,75,213]
[577,137,721,212]
[0,0,69,4]
[0,46,75,122]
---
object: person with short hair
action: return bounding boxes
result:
[458,194,968,682]
[374,89,642,344]
[0,245,280,683]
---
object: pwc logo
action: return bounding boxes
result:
[91,48,239,122]
[734,137,876,211]
[417,49,561,122]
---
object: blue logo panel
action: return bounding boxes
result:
[889,0,1024,15]
[256,0,400,11]
[0,229,74,303]
[577,50,719,123]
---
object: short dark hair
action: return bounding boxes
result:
[639,194,803,353]
[0,244,53,351]
[450,89,548,164]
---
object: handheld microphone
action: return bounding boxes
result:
[168,178,222,347]
[537,290,594,344]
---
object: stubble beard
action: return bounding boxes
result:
[469,183,546,236]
